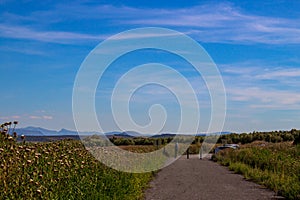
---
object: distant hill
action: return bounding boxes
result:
[16,135,82,142]
[105,131,122,136]
[123,131,145,137]
[113,132,134,138]
[14,127,79,136]
[58,128,79,135]
[24,126,57,135]
[106,131,148,138]
[13,127,148,137]
[151,133,176,138]
[195,132,232,136]
[12,126,231,138]
[151,132,232,138]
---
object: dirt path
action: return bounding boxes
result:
[144,155,283,200]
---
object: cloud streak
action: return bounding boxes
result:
[220,61,300,110]
[255,68,300,79]
[29,115,53,120]
[0,24,105,44]
[1,3,300,44]
[0,115,20,120]
[228,87,300,107]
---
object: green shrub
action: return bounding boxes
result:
[214,143,300,199]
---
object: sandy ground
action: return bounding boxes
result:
[144,155,284,200]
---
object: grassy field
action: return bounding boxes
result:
[214,142,300,199]
[0,136,154,199]
[2,121,300,199]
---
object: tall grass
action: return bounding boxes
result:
[0,136,153,199]
[214,142,300,199]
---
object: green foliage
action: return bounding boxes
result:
[0,134,153,199]
[214,143,300,199]
[108,137,175,146]
[293,132,300,145]
[217,129,300,145]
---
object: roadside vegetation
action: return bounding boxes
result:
[213,129,300,199]
[214,142,300,199]
[0,122,153,199]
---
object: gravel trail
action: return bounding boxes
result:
[144,155,283,200]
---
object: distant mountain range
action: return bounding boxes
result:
[12,126,231,138]
[195,132,232,136]
[105,131,146,138]
[12,127,148,137]
[13,126,96,136]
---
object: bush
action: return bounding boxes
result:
[293,133,300,145]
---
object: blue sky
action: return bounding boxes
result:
[1,0,300,133]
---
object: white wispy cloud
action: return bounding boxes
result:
[96,3,300,44]
[42,115,53,120]
[255,68,300,79]
[221,62,300,83]
[0,45,47,55]
[0,115,20,120]
[29,115,53,120]
[1,3,300,44]
[228,87,300,106]
[218,60,300,110]
[29,116,40,119]
[0,24,105,44]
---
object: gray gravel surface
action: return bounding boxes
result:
[144,155,283,200]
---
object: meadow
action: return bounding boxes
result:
[0,129,154,199]
[213,142,300,199]
[2,120,300,199]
